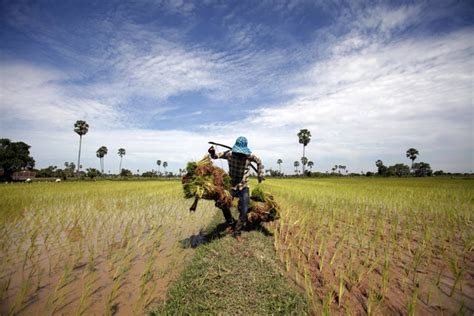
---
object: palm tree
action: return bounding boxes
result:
[293,161,300,175]
[308,161,314,171]
[406,148,419,168]
[156,160,162,175]
[301,156,308,166]
[163,161,168,175]
[277,159,283,174]
[297,129,311,175]
[341,165,346,175]
[74,120,89,175]
[118,148,126,174]
[96,146,108,173]
[338,165,343,174]
[96,150,102,172]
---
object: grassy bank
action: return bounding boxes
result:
[152,216,307,315]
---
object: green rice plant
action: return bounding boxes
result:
[407,283,419,316]
[337,271,345,307]
[302,265,313,300]
[329,235,346,266]
[321,291,334,316]
[104,277,122,316]
[381,246,390,298]
[48,262,73,312]
[448,255,465,297]
[317,236,326,271]
[86,244,96,273]
[75,272,95,316]
[8,278,32,315]
[367,288,383,316]
[142,280,157,309]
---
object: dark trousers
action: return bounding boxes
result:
[221,187,249,228]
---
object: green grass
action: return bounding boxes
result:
[152,216,307,315]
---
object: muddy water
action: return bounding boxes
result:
[0,192,217,315]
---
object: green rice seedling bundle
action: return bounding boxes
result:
[182,155,233,210]
[248,187,280,223]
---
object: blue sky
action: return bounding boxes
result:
[1,0,473,174]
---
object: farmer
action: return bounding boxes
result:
[208,136,264,240]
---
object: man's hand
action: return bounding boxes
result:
[258,176,265,183]
[208,146,216,156]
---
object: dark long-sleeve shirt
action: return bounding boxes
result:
[212,151,264,191]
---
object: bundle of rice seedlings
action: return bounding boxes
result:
[182,155,233,211]
[182,155,280,224]
[248,187,280,223]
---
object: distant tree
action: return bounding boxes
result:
[293,161,300,175]
[277,159,283,174]
[375,160,388,176]
[74,120,89,175]
[406,148,419,169]
[387,164,410,177]
[163,161,168,174]
[267,169,284,177]
[433,170,444,176]
[0,139,35,181]
[297,129,311,175]
[96,146,108,173]
[86,168,101,179]
[413,162,432,177]
[120,168,132,177]
[64,162,76,178]
[142,170,157,177]
[118,148,126,174]
[36,165,57,178]
[157,160,162,175]
[307,161,314,171]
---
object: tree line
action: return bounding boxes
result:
[374,148,433,177]
[73,120,171,178]
[0,125,464,181]
[269,129,439,177]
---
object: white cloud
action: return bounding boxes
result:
[246,20,473,173]
[0,62,122,131]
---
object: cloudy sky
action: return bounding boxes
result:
[1,0,473,174]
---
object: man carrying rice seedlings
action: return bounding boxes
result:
[208,136,264,241]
